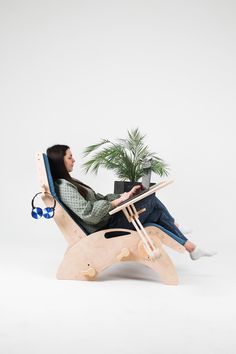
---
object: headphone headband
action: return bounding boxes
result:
[31,192,56,209]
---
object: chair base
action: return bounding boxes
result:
[56,226,185,285]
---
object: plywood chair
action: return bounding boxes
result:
[36,152,185,285]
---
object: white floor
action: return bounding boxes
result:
[1,238,235,354]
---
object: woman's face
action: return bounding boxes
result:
[64,148,75,173]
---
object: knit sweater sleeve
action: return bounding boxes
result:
[56,180,113,225]
[95,192,121,202]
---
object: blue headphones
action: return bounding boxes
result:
[31,192,56,219]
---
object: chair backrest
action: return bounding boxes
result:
[36,152,88,245]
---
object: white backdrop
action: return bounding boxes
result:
[1,0,235,247]
[0,1,236,353]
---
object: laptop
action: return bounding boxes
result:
[117,182,156,207]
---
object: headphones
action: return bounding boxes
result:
[31,192,56,219]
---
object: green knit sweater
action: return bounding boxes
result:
[55,179,120,234]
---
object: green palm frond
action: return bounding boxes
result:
[83,139,110,157]
[82,128,169,181]
[151,157,169,177]
[83,146,123,173]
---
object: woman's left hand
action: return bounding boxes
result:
[129,185,141,197]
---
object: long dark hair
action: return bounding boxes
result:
[46,144,89,199]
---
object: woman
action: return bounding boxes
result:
[47,144,216,261]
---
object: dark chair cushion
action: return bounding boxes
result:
[43,153,89,235]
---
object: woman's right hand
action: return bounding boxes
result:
[111,192,131,207]
[111,185,142,208]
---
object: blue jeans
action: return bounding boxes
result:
[106,194,188,246]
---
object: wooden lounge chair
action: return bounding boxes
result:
[35,152,185,285]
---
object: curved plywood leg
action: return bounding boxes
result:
[57,229,137,281]
[57,227,182,285]
[142,257,179,285]
[137,239,179,285]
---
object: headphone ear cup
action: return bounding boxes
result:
[31,207,43,219]
[43,207,55,219]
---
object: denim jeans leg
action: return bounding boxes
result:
[153,196,175,223]
[156,211,188,244]
[106,193,188,245]
[107,194,157,230]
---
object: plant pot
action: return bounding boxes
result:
[114,181,155,194]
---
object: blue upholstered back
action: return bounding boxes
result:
[43,153,57,198]
[43,153,89,235]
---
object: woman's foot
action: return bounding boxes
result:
[184,241,217,260]
[189,247,217,261]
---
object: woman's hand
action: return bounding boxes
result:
[111,185,141,207]
[111,192,130,207]
[129,185,141,196]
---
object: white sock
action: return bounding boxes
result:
[190,247,217,261]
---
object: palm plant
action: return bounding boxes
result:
[82,128,169,182]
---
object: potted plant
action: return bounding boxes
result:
[82,128,169,193]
